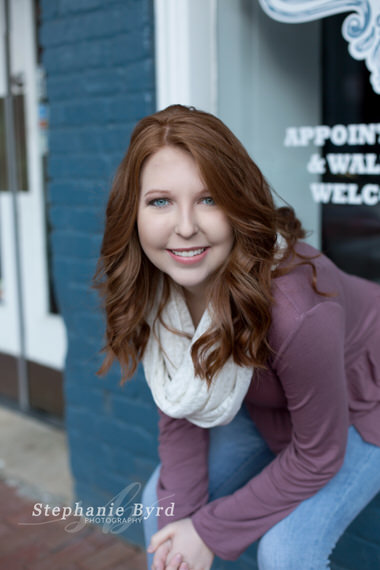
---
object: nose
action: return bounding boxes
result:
[174,205,199,238]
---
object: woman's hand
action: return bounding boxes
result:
[150,538,174,570]
[147,518,214,570]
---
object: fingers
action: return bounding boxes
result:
[148,524,174,553]
[165,552,184,570]
[152,539,171,570]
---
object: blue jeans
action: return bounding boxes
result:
[142,405,380,569]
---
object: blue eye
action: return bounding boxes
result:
[202,197,215,205]
[150,198,169,208]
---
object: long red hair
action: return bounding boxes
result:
[94,105,310,385]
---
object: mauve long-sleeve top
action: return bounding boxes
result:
[153,242,380,560]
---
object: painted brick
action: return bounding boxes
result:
[97,414,155,450]
[106,447,135,474]
[49,126,132,156]
[66,406,98,435]
[56,285,100,313]
[49,129,103,153]
[40,5,149,46]
[69,431,111,467]
[59,0,109,15]
[59,0,151,22]
[50,100,111,128]
[92,466,137,498]
[107,28,153,65]
[65,335,104,371]
[69,480,146,545]
[116,370,154,404]
[50,206,103,232]
[65,383,104,412]
[61,317,102,350]
[106,93,155,124]
[111,451,158,482]
[53,256,98,286]
[70,451,95,486]
[64,361,108,394]
[100,127,133,153]
[40,0,59,20]
[48,180,108,208]
[42,29,151,74]
[48,157,111,185]
[42,0,160,555]
[42,42,110,73]
[46,60,155,102]
[64,312,104,343]
[116,376,154,405]
[74,482,105,511]
[112,394,158,433]
[55,276,99,318]
[51,231,102,258]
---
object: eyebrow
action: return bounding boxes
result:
[142,189,172,199]
[142,188,209,199]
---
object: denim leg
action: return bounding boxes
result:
[208,404,275,500]
[142,404,274,569]
[142,464,161,570]
[257,426,380,570]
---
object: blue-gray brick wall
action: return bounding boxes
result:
[40,0,158,548]
[41,0,380,566]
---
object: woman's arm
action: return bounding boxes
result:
[191,301,349,560]
[156,410,210,528]
[150,411,212,569]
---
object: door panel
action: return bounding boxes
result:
[0,0,66,414]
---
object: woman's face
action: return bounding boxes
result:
[137,145,234,299]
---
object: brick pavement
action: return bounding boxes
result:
[0,480,147,570]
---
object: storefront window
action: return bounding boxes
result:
[0,87,29,192]
[0,97,6,189]
[34,0,58,313]
[217,0,321,247]
[321,14,380,284]
[217,0,380,282]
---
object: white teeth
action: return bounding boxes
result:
[172,248,206,257]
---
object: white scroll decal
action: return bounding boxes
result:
[258,0,380,94]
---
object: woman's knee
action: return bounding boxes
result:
[257,526,329,570]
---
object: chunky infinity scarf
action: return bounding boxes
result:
[142,286,253,428]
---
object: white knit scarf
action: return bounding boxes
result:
[142,235,287,428]
[142,285,253,428]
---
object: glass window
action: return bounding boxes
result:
[217,0,321,248]
[217,0,380,282]
[34,0,58,314]
[0,89,29,192]
[0,97,7,189]
[13,90,29,191]
[321,14,380,284]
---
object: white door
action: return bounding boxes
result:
[0,0,66,406]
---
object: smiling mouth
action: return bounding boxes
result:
[169,247,207,257]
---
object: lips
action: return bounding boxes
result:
[167,247,209,264]
[170,247,206,257]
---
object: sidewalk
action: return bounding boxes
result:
[0,479,147,569]
[0,405,147,569]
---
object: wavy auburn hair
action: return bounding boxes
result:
[94,104,310,385]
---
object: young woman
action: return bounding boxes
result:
[95,105,380,570]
